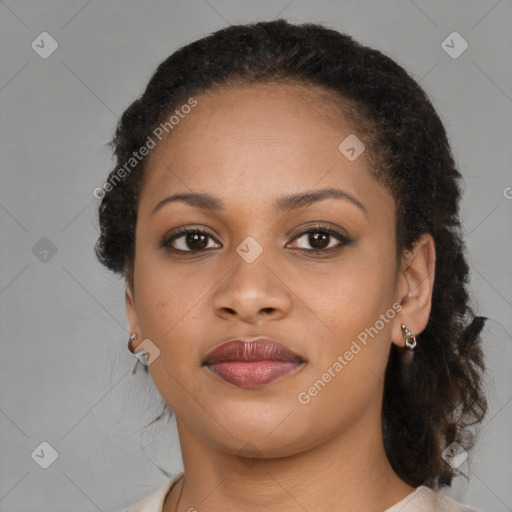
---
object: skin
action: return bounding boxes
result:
[125,83,436,511]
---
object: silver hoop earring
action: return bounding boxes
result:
[128,332,140,374]
[401,324,417,350]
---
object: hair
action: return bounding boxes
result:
[94,19,487,489]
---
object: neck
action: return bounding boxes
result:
[164,406,415,512]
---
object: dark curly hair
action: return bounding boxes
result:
[94,19,487,489]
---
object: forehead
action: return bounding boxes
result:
[139,83,391,217]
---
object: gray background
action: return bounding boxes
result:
[1,0,511,510]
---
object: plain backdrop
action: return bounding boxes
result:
[0,1,511,511]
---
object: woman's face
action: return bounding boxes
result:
[126,83,408,458]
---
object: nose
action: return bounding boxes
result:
[211,250,292,324]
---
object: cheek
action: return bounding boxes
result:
[133,255,220,391]
[317,245,396,332]
[133,262,206,402]
[134,251,205,337]
[305,242,397,390]
[294,270,395,431]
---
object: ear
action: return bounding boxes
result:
[125,282,141,350]
[392,233,436,348]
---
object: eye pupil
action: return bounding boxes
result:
[309,231,329,249]
[187,232,208,250]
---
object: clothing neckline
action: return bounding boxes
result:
[158,474,427,511]
[130,472,471,512]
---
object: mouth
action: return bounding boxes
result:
[202,338,306,389]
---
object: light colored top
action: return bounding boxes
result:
[124,472,479,511]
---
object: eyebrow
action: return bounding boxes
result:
[151,187,366,216]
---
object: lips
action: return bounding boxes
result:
[203,338,306,389]
[203,338,304,364]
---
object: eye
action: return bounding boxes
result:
[161,227,221,253]
[161,225,352,255]
[287,226,352,253]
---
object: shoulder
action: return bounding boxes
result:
[123,472,184,512]
[384,485,480,512]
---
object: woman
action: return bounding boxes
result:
[95,19,487,512]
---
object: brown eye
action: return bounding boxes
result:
[308,231,330,250]
[162,228,221,252]
[184,232,209,250]
[288,227,352,253]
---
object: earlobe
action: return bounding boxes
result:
[392,233,436,348]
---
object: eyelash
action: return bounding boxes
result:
[161,225,353,256]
